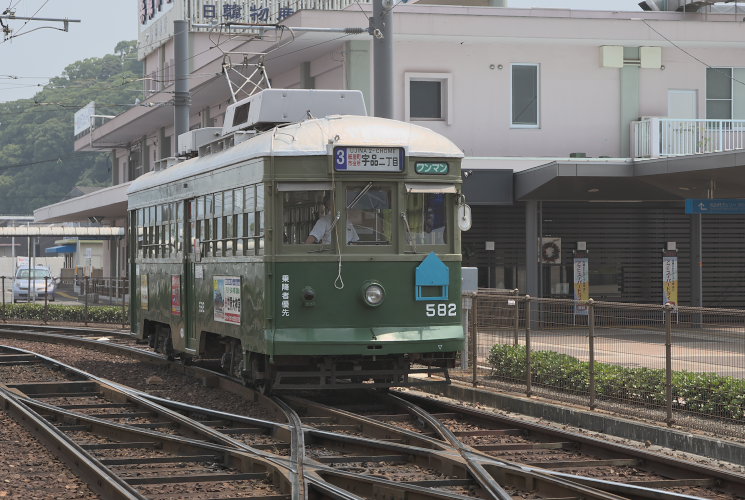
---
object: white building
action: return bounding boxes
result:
[36,0,745,306]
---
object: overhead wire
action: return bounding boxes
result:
[639,18,745,88]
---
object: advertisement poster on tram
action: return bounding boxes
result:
[140,275,148,310]
[573,256,589,316]
[171,275,181,316]
[214,276,241,324]
[662,250,679,310]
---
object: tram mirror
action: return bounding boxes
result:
[457,204,472,231]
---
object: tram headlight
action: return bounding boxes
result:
[362,281,385,307]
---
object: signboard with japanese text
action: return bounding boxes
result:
[139,0,176,29]
[214,276,241,324]
[138,0,355,58]
[662,250,678,310]
[334,146,404,172]
[573,255,589,316]
[73,101,95,136]
[685,198,745,214]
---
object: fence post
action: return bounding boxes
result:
[588,299,596,410]
[2,277,5,323]
[109,277,113,306]
[512,288,520,346]
[43,276,48,325]
[664,302,674,426]
[121,279,127,330]
[84,277,90,326]
[470,292,478,388]
[525,295,532,397]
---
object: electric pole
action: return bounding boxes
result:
[370,0,393,119]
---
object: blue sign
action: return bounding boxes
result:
[685,198,745,214]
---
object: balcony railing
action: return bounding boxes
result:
[631,117,745,158]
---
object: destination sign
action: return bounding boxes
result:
[334,146,404,172]
[685,198,745,214]
[415,162,449,175]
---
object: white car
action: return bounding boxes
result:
[12,266,56,302]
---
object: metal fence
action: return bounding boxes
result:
[0,276,129,328]
[455,290,745,439]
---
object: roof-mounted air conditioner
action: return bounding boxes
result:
[221,89,367,136]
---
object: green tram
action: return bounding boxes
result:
[128,89,468,391]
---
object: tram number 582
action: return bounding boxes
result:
[425,303,457,317]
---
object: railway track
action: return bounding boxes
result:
[1,326,745,498]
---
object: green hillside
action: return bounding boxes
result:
[0,41,142,214]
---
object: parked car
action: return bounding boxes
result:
[12,266,57,302]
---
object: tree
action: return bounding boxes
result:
[0,42,143,215]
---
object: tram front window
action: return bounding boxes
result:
[405,192,448,245]
[282,189,330,245]
[346,183,393,245]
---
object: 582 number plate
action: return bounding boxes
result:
[426,303,457,317]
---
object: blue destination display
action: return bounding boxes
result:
[685,198,745,214]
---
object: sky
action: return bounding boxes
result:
[0,0,646,104]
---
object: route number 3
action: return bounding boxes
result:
[426,303,457,317]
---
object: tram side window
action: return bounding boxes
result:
[176,201,183,254]
[405,193,448,245]
[224,189,234,256]
[214,192,224,257]
[137,209,144,258]
[256,183,265,255]
[346,184,393,245]
[234,188,243,255]
[243,186,255,255]
[203,194,213,257]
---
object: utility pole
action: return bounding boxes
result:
[370,0,394,119]
[0,10,80,40]
[174,20,191,141]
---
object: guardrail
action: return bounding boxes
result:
[0,276,129,328]
[455,290,745,439]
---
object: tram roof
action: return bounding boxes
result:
[128,115,464,196]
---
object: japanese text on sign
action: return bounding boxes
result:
[334,147,404,172]
[197,1,295,24]
[281,274,290,317]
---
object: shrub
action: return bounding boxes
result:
[487,343,745,421]
[0,303,127,324]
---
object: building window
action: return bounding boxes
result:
[706,67,745,120]
[511,64,539,127]
[405,73,452,124]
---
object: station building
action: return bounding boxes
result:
[35,0,745,307]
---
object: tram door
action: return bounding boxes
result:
[184,200,198,351]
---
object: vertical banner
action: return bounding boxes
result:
[214,276,241,324]
[140,274,149,310]
[573,253,589,316]
[171,275,181,316]
[662,250,679,310]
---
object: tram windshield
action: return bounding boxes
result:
[345,183,393,245]
[404,192,448,245]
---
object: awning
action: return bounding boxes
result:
[405,183,457,194]
[45,244,76,254]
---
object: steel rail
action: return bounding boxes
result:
[273,396,307,500]
[4,330,743,499]
[0,385,145,500]
[396,390,745,498]
[385,392,629,500]
[0,346,296,499]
